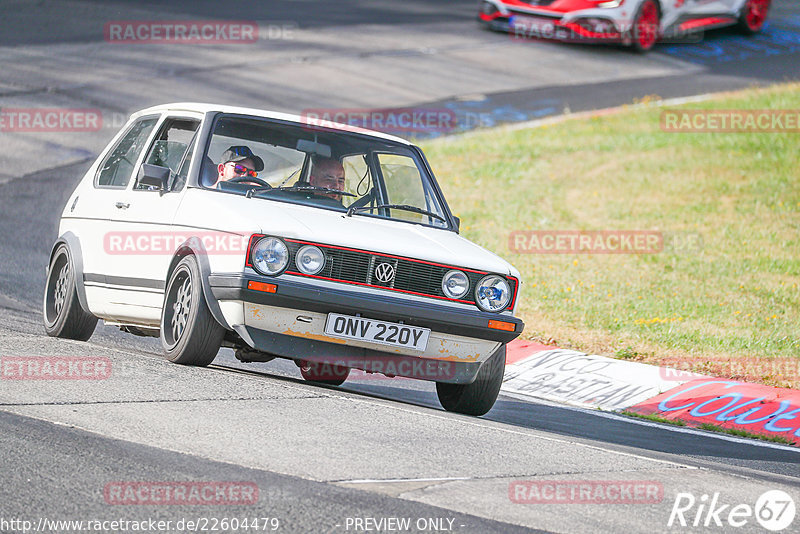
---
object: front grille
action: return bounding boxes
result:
[518,0,558,7]
[285,239,493,304]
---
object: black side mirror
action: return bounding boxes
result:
[137,164,170,190]
[453,216,461,232]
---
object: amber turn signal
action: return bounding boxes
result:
[248,281,277,293]
[488,319,515,332]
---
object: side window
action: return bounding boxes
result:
[96,117,158,188]
[137,118,200,190]
[172,134,197,193]
[377,153,447,227]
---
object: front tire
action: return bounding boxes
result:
[161,255,224,366]
[43,244,97,340]
[738,0,770,34]
[436,345,506,416]
[631,0,660,53]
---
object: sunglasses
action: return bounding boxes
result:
[230,163,257,178]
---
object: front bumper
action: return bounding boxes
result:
[209,274,524,383]
[234,325,488,384]
[479,8,628,44]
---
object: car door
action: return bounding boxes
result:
[77,114,161,317]
[102,113,203,325]
[717,0,741,15]
[682,0,734,16]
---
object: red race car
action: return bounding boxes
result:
[478,0,772,52]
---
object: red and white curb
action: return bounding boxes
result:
[503,340,800,447]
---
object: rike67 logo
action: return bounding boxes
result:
[668,490,795,531]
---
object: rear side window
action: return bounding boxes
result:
[95,117,158,188]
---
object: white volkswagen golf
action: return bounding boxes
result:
[43,103,523,416]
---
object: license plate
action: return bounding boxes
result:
[324,313,430,352]
[510,15,555,34]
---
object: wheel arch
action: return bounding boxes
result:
[165,238,231,331]
[48,232,90,314]
[655,0,665,33]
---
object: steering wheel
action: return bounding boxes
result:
[228,176,271,188]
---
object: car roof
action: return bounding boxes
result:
[132,102,414,146]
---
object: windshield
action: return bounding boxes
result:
[202,115,450,229]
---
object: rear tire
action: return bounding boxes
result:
[299,360,350,386]
[161,255,224,366]
[738,0,770,34]
[43,244,97,340]
[631,0,660,53]
[436,345,506,416]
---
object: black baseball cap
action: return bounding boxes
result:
[221,145,264,172]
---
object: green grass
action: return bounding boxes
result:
[697,423,796,446]
[422,84,800,388]
[620,410,687,427]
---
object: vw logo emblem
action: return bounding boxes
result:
[374,262,395,283]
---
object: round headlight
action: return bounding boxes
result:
[251,237,289,276]
[296,245,325,275]
[475,275,511,312]
[442,270,469,299]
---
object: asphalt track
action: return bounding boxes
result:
[1,1,800,533]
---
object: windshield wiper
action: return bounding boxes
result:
[246,183,356,199]
[347,203,446,222]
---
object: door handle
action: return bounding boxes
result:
[115,202,130,209]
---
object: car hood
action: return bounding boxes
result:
[178,189,519,277]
